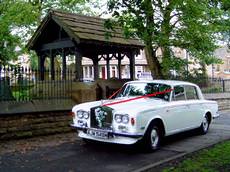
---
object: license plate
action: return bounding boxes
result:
[87,129,109,139]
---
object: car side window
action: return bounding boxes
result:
[173,85,186,101]
[185,85,198,100]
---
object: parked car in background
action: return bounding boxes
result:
[71,80,219,151]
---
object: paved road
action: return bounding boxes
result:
[1,111,230,172]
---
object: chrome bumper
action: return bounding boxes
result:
[213,111,220,119]
[70,124,143,139]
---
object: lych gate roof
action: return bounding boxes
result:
[27,10,144,51]
[27,10,143,81]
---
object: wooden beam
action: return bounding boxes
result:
[75,51,83,81]
[39,39,75,51]
[62,49,66,80]
[106,54,110,79]
[50,50,55,80]
[79,44,141,58]
[93,57,99,80]
[38,55,45,81]
[129,52,135,80]
[118,53,122,79]
[52,16,80,44]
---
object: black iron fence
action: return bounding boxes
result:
[0,66,74,101]
[199,78,230,93]
[168,76,230,93]
[1,65,230,102]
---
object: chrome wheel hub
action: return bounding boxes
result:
[150,128,159,148]
[202,117,208,132]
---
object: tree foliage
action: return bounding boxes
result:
[219,0,230,47]
[0,0,102,66]
[107,0,229,78]
[0,1,38,64]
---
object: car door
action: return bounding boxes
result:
[164,85,191,133]
[184,85,204,127]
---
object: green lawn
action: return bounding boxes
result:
[163,140,230,172]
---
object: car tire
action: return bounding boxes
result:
[142,123,161,152]
[199,114,210,135]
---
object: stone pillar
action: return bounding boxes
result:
[62,49,66,80]
[82,66,86,78]
[93,57,99,80]
[87,66,90,78]
[75,50,83,81]
[129,52,135,80]
[106,54,110,79]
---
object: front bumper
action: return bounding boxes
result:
[70,124,143,145]
[213,111,220,119]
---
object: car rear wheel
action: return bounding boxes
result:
[142,123,161,152]
[199,114,210,134]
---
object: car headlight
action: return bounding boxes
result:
[77,110,89,119]
[115,114,129,124]
[115,114,122,123]
[122,115,129,124]
[77,110,84,118]
[83,111,89,119]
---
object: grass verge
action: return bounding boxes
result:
[163,140,230,172]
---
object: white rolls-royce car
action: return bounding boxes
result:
[71,80,219,151]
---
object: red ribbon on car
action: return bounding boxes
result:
[103,89,173,107]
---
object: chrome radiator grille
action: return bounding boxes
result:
[90,106,113,129]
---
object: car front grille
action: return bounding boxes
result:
[90,106,113,129]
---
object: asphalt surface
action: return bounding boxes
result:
[1,111,230,172]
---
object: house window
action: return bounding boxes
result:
[224,69,230,73]
[136,50,144,59]
[89,66,93,78]
[84,66,88,78]
[216,65,220,72]
[111,66,116,78]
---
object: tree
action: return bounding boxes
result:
[0,1,38,64]
[28,0,101,21]
[107,0,227,78]
[0,0,102,66]
[219,0,230,48]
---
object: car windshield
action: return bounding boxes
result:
[115,82,172,101]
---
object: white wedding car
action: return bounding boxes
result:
[71,80,219,151]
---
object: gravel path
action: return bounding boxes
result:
[0,132,78,155]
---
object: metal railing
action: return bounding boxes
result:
[0,65,74,101]
[168,76,230,93]
[1,65,230,102]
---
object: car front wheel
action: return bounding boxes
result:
[142,123,161,152]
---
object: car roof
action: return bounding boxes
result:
[126,80,198,87]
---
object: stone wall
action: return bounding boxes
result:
[0,79,130,140]
[71,79,130,103]
[71,82,97,104]
[0,90,229,141]
[215,98,230,111]
[204,93,230,111]
[0,111,73,140]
